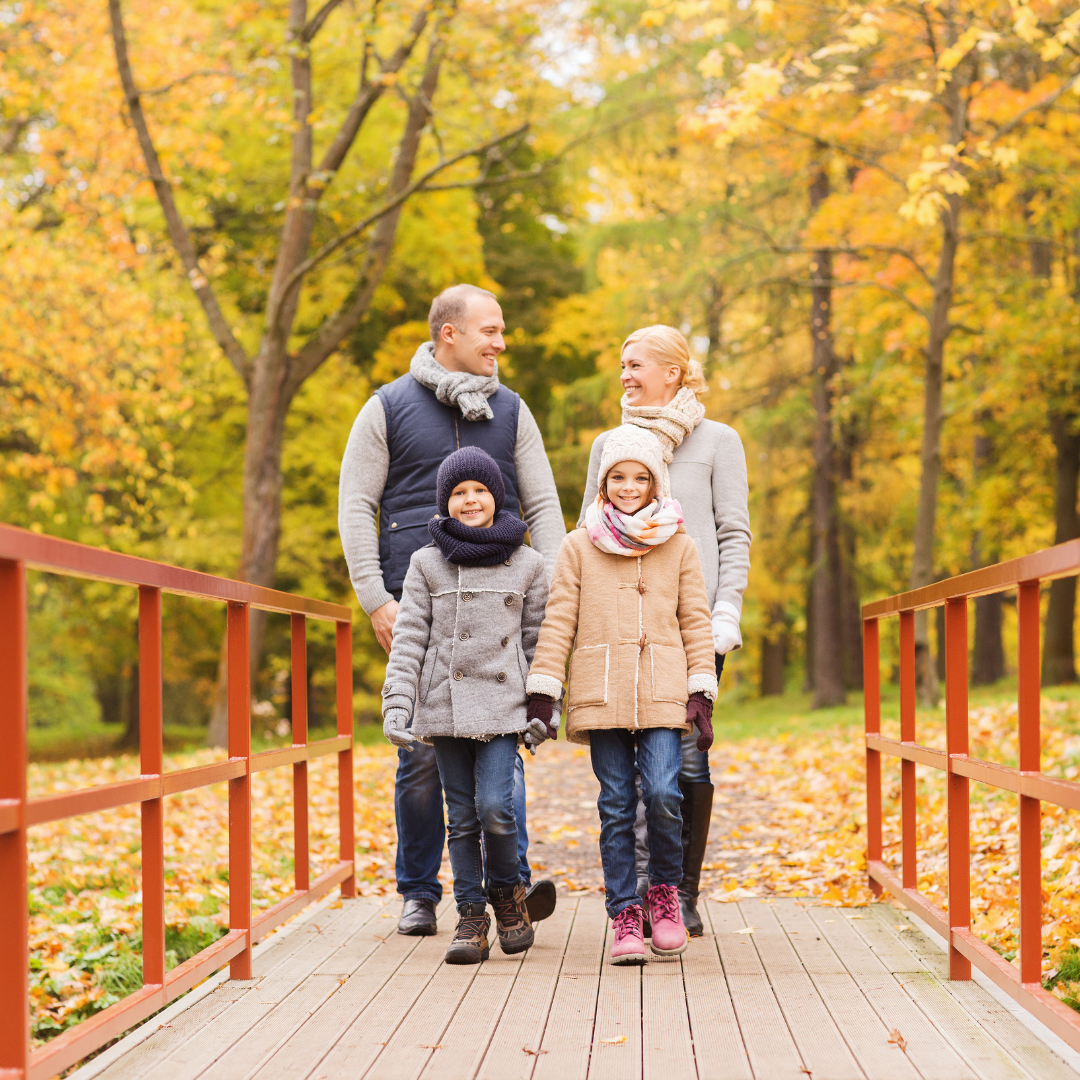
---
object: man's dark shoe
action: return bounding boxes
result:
[397,897,437,936]
[489,883,534,955]
[679,894,703,937]
[445,903,491,964]
[523,878,557,924]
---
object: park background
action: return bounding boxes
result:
[4,0,1080,1050]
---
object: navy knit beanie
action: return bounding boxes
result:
[436,446,505,517]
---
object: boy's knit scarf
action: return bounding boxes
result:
[428,509,528,567]
[410,342,499,422]
[620,386,705,463]
[584,497,684,556]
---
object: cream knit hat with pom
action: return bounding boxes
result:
[598,425,670,499]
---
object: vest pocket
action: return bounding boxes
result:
[419,648,438,702]
[568,644,609,709]
[649,644,688,704]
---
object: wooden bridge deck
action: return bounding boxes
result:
[78,894,1079,1080]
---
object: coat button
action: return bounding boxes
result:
[504,558,512,566]
[459,631,469,641]
[497,672,506,682]
[504,596,514,606]
[501,636,509,647]
[390,522,397,528]
[462,592,473,601]
[453,671,464,681]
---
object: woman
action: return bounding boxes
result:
[578,324,752,936]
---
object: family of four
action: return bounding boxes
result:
[339,284,751,966]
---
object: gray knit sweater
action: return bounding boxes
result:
[579,419,752,615]
[339,388,565,615]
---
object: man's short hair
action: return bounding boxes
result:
[428,284,498,342]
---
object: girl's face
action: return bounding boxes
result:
[604,460,654,514]
[448,480,496,528]
[620,342,681,408]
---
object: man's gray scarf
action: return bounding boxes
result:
[409,341,499,421]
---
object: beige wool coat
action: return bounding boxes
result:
[526,527,717,745]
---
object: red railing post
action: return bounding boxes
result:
[899,609,917,890]
[1018,579,1042,986]
[944,596,971,980]
[291,613,309,893]
[228,602,252,980]
[863,617,882,896]
[336,620,355,898]
[0,559,29,1078]
[139,586,166,990]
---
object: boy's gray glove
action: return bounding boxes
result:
[383,709,415,751]
[523,694,559,749]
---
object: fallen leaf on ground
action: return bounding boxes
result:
[888,1029,907,1052]
[600,1035,627,1044]
[734,926,757,934]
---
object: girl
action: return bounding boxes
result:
[526,426,716,963]
[579,324,751,936]
[382,446,554,964]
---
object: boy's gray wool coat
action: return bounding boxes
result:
[381,544,549,740]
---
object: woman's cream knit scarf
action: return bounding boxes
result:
[620,386,705,463]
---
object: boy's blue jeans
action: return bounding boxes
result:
[590,726,684,918]
[393,742,529,904]
[431,733,521,909]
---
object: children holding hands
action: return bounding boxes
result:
[381,447,555,964]
[526,426,717,964]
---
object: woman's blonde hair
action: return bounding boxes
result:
[621,324,707,396]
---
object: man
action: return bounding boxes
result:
[339,284,566,935]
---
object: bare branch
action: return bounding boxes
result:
[302,0,348,41]
[757,274,932,322]
[758,115,907,186]
[141,68,237,96]
[990,65,1080,143]
[107,0,249,385]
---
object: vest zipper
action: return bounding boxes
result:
[454,415,460,450]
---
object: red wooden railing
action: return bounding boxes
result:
[0,524,356,1080]
[863,537,1080,1053]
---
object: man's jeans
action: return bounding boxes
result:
[393,741,530,903]
[431,734,521,909]
[590,726,684,918]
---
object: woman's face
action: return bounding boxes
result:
[448,480,496,528]
[605,460,654,514]
[620,342,682,408]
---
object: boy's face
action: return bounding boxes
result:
[448,480,496,529]
[604,460,654,515]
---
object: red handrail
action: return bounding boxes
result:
[0,524,356,1080]
[863,537,1080,1053]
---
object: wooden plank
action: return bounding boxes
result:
[680,932,752,1080]
[770,900,921,1080]
[804,904,973,1080]
[590,947,641,1080]
[419,951,525,1080]
[704,900,806,1080]
[251,897,379,979]
[253,929,429,1080]
[642,957,691,1080]
[531,896,607,1080]
[850,905,940,975]
[861,907,1080,1080]
[475,898,577,1080]
[741,900,864,1080]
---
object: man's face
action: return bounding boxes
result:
[440,296,506,376]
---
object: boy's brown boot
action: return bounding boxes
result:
[445,903,491,965]
[488,883,535,954]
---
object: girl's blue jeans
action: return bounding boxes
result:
[432,733,521,911]
[589,726,684,918]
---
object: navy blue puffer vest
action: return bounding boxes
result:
[374,374,521,595]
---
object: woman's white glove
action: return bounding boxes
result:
[382,709,415,751]
[711,600,743,655]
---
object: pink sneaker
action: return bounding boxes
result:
[645,884,688,955]
[610,904,647,965]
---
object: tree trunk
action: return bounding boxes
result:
[1043,411,1080,685]
[761,605,788,696]
[808,163,845,708]
[121,662,140,749]
[970,424,1004,685]
[838,392,863,690]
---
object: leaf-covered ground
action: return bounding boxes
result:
[29,696,1080,1045]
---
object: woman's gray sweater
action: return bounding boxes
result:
[579,419,752,617]
[381,544,549,741]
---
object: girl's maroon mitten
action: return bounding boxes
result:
[687,691,714,752]
[526,693,557,739]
